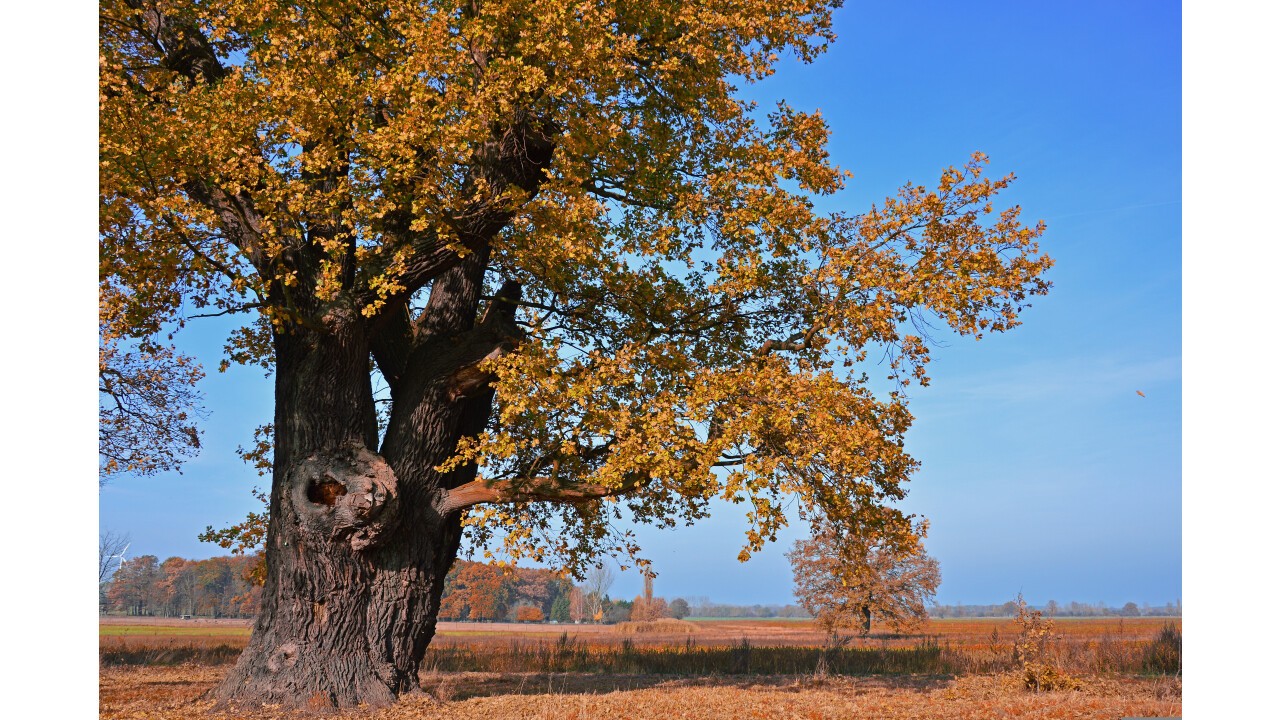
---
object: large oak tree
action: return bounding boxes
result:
[100,0,1051,709]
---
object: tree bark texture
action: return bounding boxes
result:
[212,307,484,710]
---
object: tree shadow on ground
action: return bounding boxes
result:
[418,671,957,701]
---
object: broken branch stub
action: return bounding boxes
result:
[287,444,400,551]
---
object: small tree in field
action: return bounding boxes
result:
[789,518,940,636]
[631,573,670,621]
[669,598,691,620]
[568,586,586,624]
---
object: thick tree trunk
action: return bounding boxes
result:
[212,313,475,710]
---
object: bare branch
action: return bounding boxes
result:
[188,303,264,319]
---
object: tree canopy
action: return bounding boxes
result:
[789,517,940,635]
[101,0,1050,578]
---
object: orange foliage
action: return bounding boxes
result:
[789,518,939,635]
[515,606,544,623]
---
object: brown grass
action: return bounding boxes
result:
[100,618,252,666]
[99,616,1180,673]
[100,665,1181,720]
[99,616,1181,718]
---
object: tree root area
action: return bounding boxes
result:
[100,664,1180,719]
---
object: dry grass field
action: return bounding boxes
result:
[100,616,1181,719]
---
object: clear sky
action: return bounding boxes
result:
[98,0,1182,608]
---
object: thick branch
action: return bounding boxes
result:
[302,146,356,291]
[582,180,674,211]
[756,335,807,356]
[122,0,227,86]
[354,232,484,315]
[444,345,509,402]
[438,280,523,401]
[368,301,414,390]
[358,120,556,320]
[187,302,264,319]
[436,473,645,515]
[112,4,272,278]
[754,315,829,358]
[413,246,491,343]
[183,181,269,274]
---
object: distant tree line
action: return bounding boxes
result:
[105,553,1173,623]
[684,597,810,619]
[100,553,812,622]
[100,553,808,624]
[102,554,264,618]
[929,599,1182,618]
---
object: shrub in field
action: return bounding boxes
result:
[1019,659,1081,692]
[1012,594,1080,691]
[1142,621,1181,675]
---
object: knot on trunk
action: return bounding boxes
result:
[288,444,400,551]
[266,642,299,673]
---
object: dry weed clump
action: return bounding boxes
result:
[1141,621,1181,674]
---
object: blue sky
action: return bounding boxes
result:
[98,0,1182,608]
